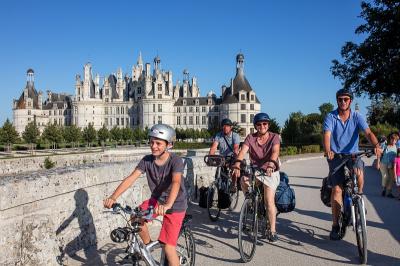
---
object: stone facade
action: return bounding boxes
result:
[13,53,261,137]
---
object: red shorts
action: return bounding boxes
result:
[140,198,186,246]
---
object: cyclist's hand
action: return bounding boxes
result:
[103,197,116,209]
[232,168,240,178]
[266,167,273,177]
[326,151,334,160]
[374,147,382,159]
[155,204,171,216]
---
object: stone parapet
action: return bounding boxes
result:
[0,153,215,265]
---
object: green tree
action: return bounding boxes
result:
[268,118,281,134]
[121,127,134,144]
[367,97,400,128]
[319,103,334,121]
[1,119,19,151]
[42,123,63,150]
[63,125,82,148]
[22,121,40,151]
[369,122,399,141]
[331,0,400,100]
[110,126,122,145]
[301,113,323,145]
[97,125,110,146]
[281,112,304,145]
[82,123,97,147]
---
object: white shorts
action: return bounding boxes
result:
[254,170,280,191]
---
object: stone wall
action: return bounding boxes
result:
[0,152,214,266]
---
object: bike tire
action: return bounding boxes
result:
[176,227,196,266]
[228,188,240,211]
[257,197,268,239]
[338,211,347,239]
[238,196,258,262]
[207,182,221,222]
[355,197,367,264]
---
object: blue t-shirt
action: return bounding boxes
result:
[213,131,241,156]
[323,109,369,154]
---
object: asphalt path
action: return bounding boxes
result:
[78,156,400,265]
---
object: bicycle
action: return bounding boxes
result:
[328,150,373,264]
[105,203,196,266]
[203,154,240,221]
[237,160,279,263]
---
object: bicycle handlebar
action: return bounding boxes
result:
[110,203,172,219]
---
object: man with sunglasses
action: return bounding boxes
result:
[323,88,381,240]
[209,118,241,192]
[232,112,281,242]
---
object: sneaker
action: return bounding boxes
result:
[387,193,395,198]
[329,225,341,241]
[268,232,278,242]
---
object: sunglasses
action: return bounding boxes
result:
[337,97,350,103]
[256,122,268,127]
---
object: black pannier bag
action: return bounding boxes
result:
[217,177,232,209]
[320,177,332,207]
[198,187,208,208]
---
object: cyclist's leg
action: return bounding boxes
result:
[353,157,365,194]
[159,211,185,266]
[138,198,158,244]
[331,185,343,226]
[264,185,277,232]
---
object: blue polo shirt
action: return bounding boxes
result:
[323,109,369,154]
[213,131,241,156]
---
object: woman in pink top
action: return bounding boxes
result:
[232,112,280,242]
[394,148,400,200]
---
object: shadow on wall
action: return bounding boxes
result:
[55,189,102,265]
[183,156,196,202]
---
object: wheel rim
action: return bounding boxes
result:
[238,197,258,262]
[355,197,367,264]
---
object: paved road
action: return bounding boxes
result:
[78,156,400,265]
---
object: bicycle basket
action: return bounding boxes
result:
[204,155,225,167]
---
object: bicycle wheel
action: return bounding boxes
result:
[355,197,367,264]
[176,227,196,266]
[228,187,239,211]
[257,199,268,239]
[338,211,347,239]
[238,196,258,262]
[207,182,221,222]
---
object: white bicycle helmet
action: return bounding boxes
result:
[148,124,176,144]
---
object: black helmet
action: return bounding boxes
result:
[336,88,353,100]
[221,118,233,126]
[253,112,270,126]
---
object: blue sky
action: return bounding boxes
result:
[0,0,369,127]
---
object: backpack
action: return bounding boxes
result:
[320,177,332,207]
[275,172,296,213]
[198,187,208,208]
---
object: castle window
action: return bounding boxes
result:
[202,116,206,124]
[196,99,199,105]
[202,106,206,112]
[153,104,156,112]
[126,118,129,125]
[189,117,193,125]
[196,116,199,125]
[241,114,246,123]
[28,110,31,115]
[241,104,246,110]
[189,107,193,112]
[250,104,254,110]
[158,116,162,124]
[196,107,199,112]
[177,116,181,125]
[250,114,255,123]
[183,117,187,125]
[158,94,162,99]
[105,118,108,126]
[116,118,119,125]
[138,87,142,94]
[121,118,124,126]
[158,104,162,112]
[158,84,162,91]
[183,100,186,105]
[121,107,124,114]
[54,110,57,115]
[251,94,255,101]
[177,107,180,113]
[241,94,246,101]
[105,107,108,115]
[184,107,187,112]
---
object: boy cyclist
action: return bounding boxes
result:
[104,124,186,266]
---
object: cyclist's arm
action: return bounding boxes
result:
[232,144,249,177]
[104,169,142,208]
[323,130,334,160]
[209,140,219,155]
[164,172,182,209]
[364,128,381,157]
[233,143,239,155]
